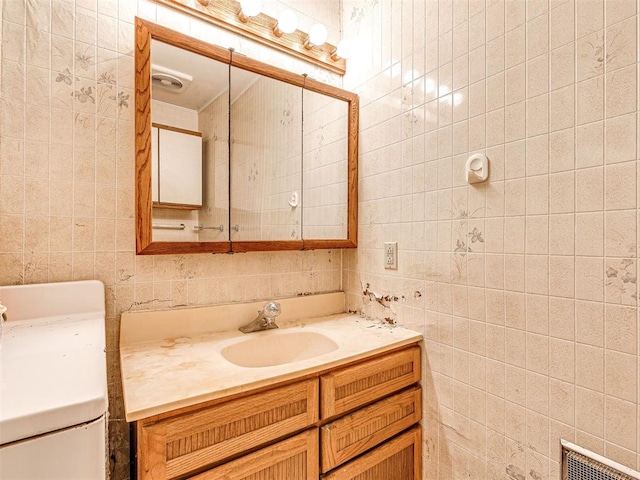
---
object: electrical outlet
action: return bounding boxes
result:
[384,242,397,270]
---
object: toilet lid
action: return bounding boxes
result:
[0,281,108,446]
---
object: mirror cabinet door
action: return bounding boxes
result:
[229,66,302,242]
[302,89,349,240]
[150,39,230,243]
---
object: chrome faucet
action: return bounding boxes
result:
[239,301,281,333]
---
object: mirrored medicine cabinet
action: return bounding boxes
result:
[134,18,358,255]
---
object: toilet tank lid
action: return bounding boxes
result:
[0,281,108,446]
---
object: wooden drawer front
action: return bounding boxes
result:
[322,426,421,480]
[320,386,421,472]
[138,379,318,479]
[191,429,319,480]
[320,346,420,419]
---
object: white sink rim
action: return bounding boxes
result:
[221,330,339,368]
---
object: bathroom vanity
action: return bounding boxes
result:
[120,293,423,479]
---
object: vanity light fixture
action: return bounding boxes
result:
[330,39,353,61]
[157,0,347,74]
[237,0,262,22]
[273,9,298,37]
[304,23,328,49]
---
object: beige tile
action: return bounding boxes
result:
[549,128,575,173]
[605,17,637,72]
[576,387,605,436]
[526,371,549,415]
[576,300,605,347]
[526,332,549,375]
[576,344,604,391]
[487,73,505,112]
[526,134,549,176]
[505,328,526,368]
[506,24,526,68]
[605,350,636,402]
[486,36,505,77]
[606,65,636,118]
[577,0,604,38]
[550,43,575,90]
[605,210,636,257]
[577,31,605,81]
[549,213,575,255]
[550,381,574,428]
[549,86,574,132]
[526,255,549,295]
[576,121,604,168]
[526,293,549,335]
[549,255,575,298]
[605,162,636,210]
[527,53,549,98]
[525,176,549,215]
[605,113,636,163]
[505,288,526,330]
[505,101,526,141]
[577,76,604,124]
[575,256,604,301]
[576,212,604,256]
[605,305,637,354]
[605,0,636,26]
[504,256,525,293]
[606,396,637,450]
[525,215,549,254]
[526,94,549,137]
[526,410,550,456]
[576,166,604,212]
[549,171,574,213]
[505,179,526,215]
[549,296,575,340]
[549,0,574,49]
[527,13,549,60]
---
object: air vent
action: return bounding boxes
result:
[151,64,193,92]
[562,440,640,480]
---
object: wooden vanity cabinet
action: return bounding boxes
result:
[134,345,421,479]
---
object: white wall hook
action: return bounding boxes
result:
[288,191,299,208]
[466,153,489,184]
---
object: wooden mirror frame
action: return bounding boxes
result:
[135,18,358,255]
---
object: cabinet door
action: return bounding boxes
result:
[137,379,318,479]
[151,127,159,203]
[158,127,202,206]
[191,429,319,480]
[321,386,421,472]
[320,346,421,419]
[322,426,421,480]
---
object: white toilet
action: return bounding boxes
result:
[0,280,108,479]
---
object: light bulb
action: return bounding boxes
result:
[274,9,298,36]
[331,39,353,60]
[304,23,328,49]
[238,0,262,21]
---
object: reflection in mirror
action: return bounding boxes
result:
[229,66,302,241]
[150,39,230,242]
[302,90,349,239]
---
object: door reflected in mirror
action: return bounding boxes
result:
[230,66,302,242]
[150,39,230,242]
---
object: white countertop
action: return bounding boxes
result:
[120,294,422,422]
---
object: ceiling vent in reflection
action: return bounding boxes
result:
[151,64,193,92]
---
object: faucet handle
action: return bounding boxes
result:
[263,301,281,319]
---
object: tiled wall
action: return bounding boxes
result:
[0,1,342,479]
[343,0,640,478]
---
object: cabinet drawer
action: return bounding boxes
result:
[320,346,420,419]
[321,386,421,472]
[191,429,319,480]
[322,426,421,480]
[137,379,318,479]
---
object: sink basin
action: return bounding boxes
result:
[221,331,339,368]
